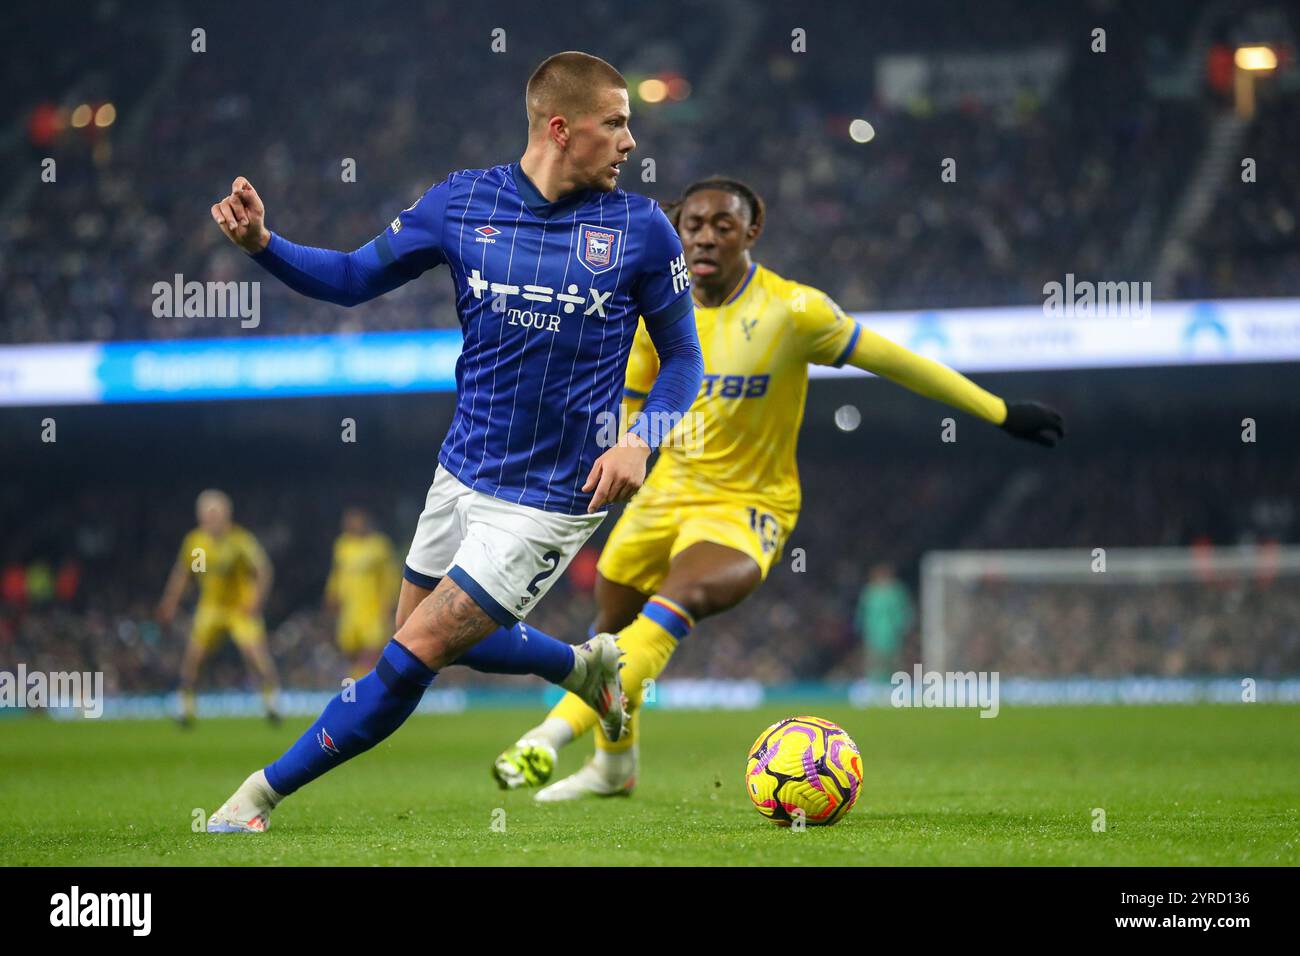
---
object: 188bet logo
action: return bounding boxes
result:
[745,716,862,826]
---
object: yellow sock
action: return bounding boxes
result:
[600,710,639,754]
[548,688,599,740]
[547,601,688,752]
[181,688,196,719]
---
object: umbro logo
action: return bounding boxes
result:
[475,224,502,244]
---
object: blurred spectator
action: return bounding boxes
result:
[855,563,914,681]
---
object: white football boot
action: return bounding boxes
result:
[207,769,282,833]
[564,633,629,743]
[534,751,637,803]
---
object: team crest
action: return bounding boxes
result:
[576,224,623,276]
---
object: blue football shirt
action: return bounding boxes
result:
[373,163,692,515]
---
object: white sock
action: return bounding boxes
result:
[521,717,573,751]
[557,647,586,692]
[250,769,283,808]
[592,744,637,781]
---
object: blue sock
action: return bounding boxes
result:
[264,639,435,797]
[453,622,575,684]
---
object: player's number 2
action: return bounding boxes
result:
[526,549,563,597]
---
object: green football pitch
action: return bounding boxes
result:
[2,704,1297,866]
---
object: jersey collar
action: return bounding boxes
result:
[703,261,758,307]
[510,162,595,218]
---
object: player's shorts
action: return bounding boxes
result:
[190,604,266,651]
[403,465,606,624]
[597,489,797,596]
[337,608,389,655]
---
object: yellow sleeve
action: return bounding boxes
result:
[378,535,401,602]
[239,529,270,573]
[846,325,1007,424]
[622,319,660,401]
[790,285,860,368]
[178,531,199,574]
[325,538,342,600]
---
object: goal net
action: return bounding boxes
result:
[919,546,1300,684]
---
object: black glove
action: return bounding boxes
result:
[1000,400,1065,447]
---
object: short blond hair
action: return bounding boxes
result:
[526,51,626,129]
[196,488,232,516]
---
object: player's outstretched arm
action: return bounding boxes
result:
[246,539,274,616]
[846,325,1064,446]
[209,176,429,308]
[155,555,191,625]
[323,553,341,613]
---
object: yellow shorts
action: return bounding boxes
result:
[190,605,266,652]
[596,493,796,596]
[337,609,389,655]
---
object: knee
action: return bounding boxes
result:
[592,607,637,634]
[664,580,723,620]
[664,573,758,621]
[393,611,467,670]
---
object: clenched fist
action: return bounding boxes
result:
[210,177,271,254]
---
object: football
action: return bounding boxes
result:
[745,716,863,826]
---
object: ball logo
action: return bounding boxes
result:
[576,223,623,275]
[745,716,862,826]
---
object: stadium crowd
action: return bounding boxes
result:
[4,1,1296,344]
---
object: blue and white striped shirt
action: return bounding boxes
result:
[251,162,696,515]
[376,163,694,514]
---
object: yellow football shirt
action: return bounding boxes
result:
[178,525,266,609]
[326,532,398,617]
[623,263,860,520]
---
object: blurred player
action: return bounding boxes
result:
[156,489,281,726]
[203,52,704,831]
[325,507,399,679]
[489,177,1065,799]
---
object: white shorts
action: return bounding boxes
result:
[403,465,606,623]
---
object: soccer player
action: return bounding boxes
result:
[156,489,281,726]
[203,52,704,832]
[488,177,1065,799]
[324,507,399,679]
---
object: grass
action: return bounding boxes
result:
[1,704,1297,866]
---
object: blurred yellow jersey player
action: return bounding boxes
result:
[494,177,1064,799]
[602,263,861,588]
[325,508,399,677]
[157,489,280,725]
